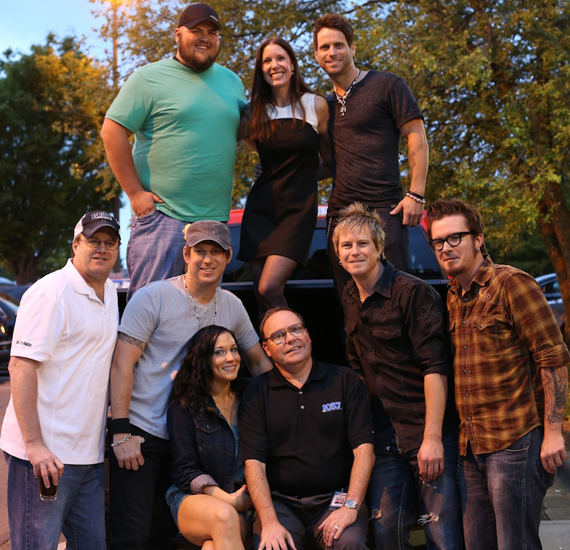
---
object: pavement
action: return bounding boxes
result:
[540,456,570,549]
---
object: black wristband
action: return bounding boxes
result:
[111,418,132,435]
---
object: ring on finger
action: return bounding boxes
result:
[333,525,339,530]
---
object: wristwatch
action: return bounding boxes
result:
[344,499,361,511]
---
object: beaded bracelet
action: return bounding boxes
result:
[406,191,427,205]
[111,434,132,448]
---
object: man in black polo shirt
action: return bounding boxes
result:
[332,203,461,549]
[239,308,374,550]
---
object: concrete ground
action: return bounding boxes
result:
[0,377,568,549]
[540,457,570,548]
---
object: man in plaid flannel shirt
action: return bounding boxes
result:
[428,198,569,550]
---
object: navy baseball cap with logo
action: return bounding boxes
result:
[74,212,121,239]
[178,3,222,31]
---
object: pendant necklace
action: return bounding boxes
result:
[183,276,217,328]
[334,69,361,117]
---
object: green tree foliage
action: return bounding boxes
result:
[92,0,346,204]
[353,0,570,337]
[0,37,112,283]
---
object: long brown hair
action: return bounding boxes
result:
[247,37,312,142]
[170,325,245,414]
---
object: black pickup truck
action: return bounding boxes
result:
[114,206,448,364]
[221,206,449,364]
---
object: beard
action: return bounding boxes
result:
[177,43,220,72]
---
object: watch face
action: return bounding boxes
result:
[345,499,359,510]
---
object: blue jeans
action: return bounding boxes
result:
[4,453,106,550]
[461,427,554,550]
[126,210,187,299]
[369,430,462,550]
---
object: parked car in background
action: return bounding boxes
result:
[0,292,19,375]
[0,283,31,302]
[536,273,565,332]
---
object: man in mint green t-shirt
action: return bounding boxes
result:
[101,3,246,299]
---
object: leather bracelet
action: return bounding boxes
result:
[407,190,425,201]
[406,191,426,205]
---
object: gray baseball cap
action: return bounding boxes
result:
[184,220,231,250]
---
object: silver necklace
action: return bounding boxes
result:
[334,69,361,117]
[183,276,217,328]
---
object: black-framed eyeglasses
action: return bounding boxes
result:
[265,323,306,345]
[79,237,120,251]
[429,231,474,252]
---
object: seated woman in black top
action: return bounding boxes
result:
[166,325,252,549]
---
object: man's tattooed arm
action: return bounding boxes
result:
[117,332,147,352]
[542,366,568,425]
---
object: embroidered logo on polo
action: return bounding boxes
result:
[16,340,32,347]
[322,401,342,413]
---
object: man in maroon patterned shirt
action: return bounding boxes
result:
[427,198,569,550]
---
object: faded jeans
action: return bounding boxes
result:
[461,427,555,550]
[126,210,187,299]
[4,452,106,550]
[369,430,462,550]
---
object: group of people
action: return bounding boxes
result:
[0,3,568,550]
[100,4,428,309]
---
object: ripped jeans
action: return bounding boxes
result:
[369,430,462,550]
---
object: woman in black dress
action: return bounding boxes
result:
[166,326,252,550]
[239,37,330,310]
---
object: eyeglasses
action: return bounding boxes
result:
[265,323,306,345]
[429,231,474,252]
[79,237,120,251]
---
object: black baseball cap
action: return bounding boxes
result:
[178,3,222,31]
[74,212,120,239]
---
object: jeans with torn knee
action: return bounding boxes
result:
[369,430,462,550]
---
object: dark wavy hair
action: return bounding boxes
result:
[247,36,313,142]
[170,325,246,413]
[313,13,355,50]
[426,198,488,256]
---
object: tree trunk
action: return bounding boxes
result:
[9,256,41,286]
[536,181,570,343]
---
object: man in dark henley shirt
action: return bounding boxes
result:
[313,13,429,297]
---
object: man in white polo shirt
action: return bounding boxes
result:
[0,211,121,550]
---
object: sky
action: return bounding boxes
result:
[0,0,105,58]
[0,0,132,270]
